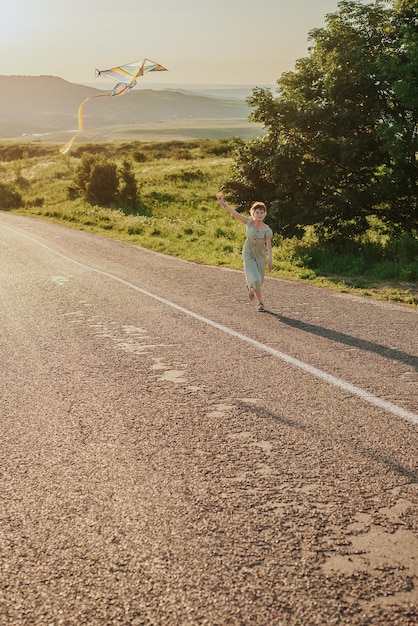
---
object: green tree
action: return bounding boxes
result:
[86,161,119,206]
[0,182,23,209]
[222,0,417,242]
[118,158,139,211]
[74,153,119,206]
[374,0,418,233]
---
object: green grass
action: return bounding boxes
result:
[1,139,417,307]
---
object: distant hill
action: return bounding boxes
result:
[0,76,258,140]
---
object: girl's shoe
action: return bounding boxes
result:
[247,286,255,301]
[257,303,265,312]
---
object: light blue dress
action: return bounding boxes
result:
[242,218,273,291]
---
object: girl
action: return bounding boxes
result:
[216,193,273,312]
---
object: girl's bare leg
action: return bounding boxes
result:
[254,289,263,305]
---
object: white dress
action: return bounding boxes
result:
[242,218,273,291]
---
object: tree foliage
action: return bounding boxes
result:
[0,182,23,209]
[74,153,119,205]
[118,158,139,212]
[73,153,139,209]
[222,0,417,242]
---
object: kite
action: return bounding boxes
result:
[60,58,167,154]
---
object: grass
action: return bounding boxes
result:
[1,139,417,307]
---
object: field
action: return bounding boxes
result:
[1,139,417,306]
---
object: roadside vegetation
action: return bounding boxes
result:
[0,0,416,306]
[0,138,416,306]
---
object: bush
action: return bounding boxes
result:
[166,169,206,183]
[133,151,148,163]
[0,146,27,162]
[118,159,139,212]
[200,139,233,157]
[74,153,119,206]
[0,182,23,209]
[86,162,119,205]
[73,153,140,208]
[26,197,45,208]
[391,232,418,264]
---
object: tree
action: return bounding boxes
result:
[74,153,121,206]
[374,0,418,233]
[222,0,417,242]
[118,159,139,211]
[86,161,119,206]
[0,182,23,209]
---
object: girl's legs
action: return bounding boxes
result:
[253,288,262,305]
[243,258,264,308]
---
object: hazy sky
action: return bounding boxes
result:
[1,0,368,86]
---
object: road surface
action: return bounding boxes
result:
[1,213,417,625]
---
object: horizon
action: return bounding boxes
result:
[0,74,277,97]
[1,75,275,88]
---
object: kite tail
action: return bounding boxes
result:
[60,94,106,154]
[60,134,78,155]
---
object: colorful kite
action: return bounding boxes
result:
[60,58,167,154]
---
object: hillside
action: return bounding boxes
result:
[0,76,258,140]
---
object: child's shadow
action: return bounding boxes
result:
[266,311,418,372]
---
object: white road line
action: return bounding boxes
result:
[7,226,418,426]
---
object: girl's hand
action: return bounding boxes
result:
[216,192,224,204]
[268,261,273,271]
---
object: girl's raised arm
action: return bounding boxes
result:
[216,193,247,224]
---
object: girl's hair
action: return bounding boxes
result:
[250,201,267,216]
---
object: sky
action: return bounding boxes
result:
[1,0,369,87]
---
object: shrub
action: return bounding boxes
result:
[74,153,119,206]
[86,162,119,205]
[133,151,148,163]
[0,182,23,209]
[26,197,45,208]
[73,153,140,208]
[118,159,139,212]
[392,232,418,264]
[166,169,206,183]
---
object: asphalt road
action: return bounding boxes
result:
[1,213,417,626]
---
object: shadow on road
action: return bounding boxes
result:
[266,311,418,372]
[237,400,418,483]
